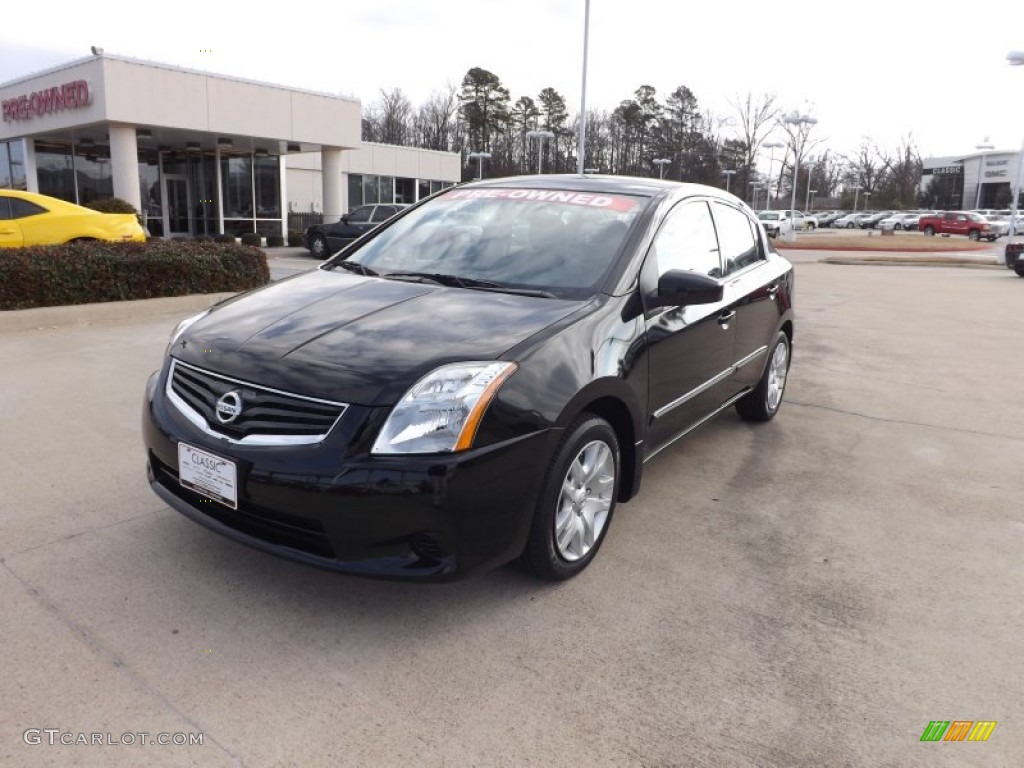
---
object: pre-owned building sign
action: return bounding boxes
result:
[2,80,91,122]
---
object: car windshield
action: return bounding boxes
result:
[328,187,646,299]
[758,212,780,221]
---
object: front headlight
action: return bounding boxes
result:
[371,362,517,455]
[168,310,210,346]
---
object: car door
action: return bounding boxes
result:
[641,199,737,457]
[0,196,24,247]
[711,201,788,390]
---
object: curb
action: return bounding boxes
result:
[0,292,237,334]
[821,256,1001,268]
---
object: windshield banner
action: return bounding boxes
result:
[444,188,640,212]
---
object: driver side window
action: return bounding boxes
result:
[346,206,372,223]
[650,200,722,279]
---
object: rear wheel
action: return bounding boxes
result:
[968,230,981,241]
[524,414,619,581]
[894,223,902,230]
[923,225,935,236]
[736,331,790,423]
[308,233,328,258]
[846,222,855,229]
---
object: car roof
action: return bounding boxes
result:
[0,188,90,214]
[458,173,740,204]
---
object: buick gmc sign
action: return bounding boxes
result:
[2,80,91,122]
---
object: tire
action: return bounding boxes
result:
[846,222,855,229]
[968,230,981,241]
[807,222,816,231]
[986,236,997,242]
[308,233,328,259]
[736,331,791,423]
[923,225,935,236]
[523,414,620,581]
[1015,260,1024,277]
[895,223,902,230]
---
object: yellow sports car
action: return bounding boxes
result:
[0,189,146,247]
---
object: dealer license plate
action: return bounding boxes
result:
[178,443,237,510]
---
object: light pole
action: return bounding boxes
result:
[722,169,736,193]
[808,189,817,211]
[467,151,491,180]
[763,140,784,210]
[749,182,764,209]
[782,110,818,241]
[863,191,872,212]
[1006,51,1024,255]
[526,130,555,174]
[974,137,995,209]
[802,157,815,210]
[850,183,862,212]
[576,0,591,176]
[653,158,670,179]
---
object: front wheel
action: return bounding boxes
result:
[524,415,620,581]
[846,222,855,229]
[923,225,935,236]
[895,223,903,230]
[736,331,790,423]
[968,230,981,241]
[987,236,997,242]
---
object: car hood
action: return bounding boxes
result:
[173,268,587,405]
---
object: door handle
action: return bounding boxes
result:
[767,284,779,299]
[717,310,736,327]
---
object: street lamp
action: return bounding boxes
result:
[467,151,492,180]
[722,169,736,193]
[863,191,872,212]
[808,189,817,211]
[576,0,591,176]
[849,183,862,212]
[782,110,818,241]
[763,140,784,210]
[749,182,764,209]
[653,158,670,179]
[803,157,815,211]
[974,137,995,209]
[526,130,555,174]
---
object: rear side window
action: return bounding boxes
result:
[8,198,46,219]
[0,197,10,220]
[712,202,761,275]
[372,206,398,222]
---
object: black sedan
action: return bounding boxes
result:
[304,203,409,258]
[143,175,794,581]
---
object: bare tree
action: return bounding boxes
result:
[374,88,413,146]
[728,92,778,204]
[412,85,460,152]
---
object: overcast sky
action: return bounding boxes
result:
[2,0,1022,162]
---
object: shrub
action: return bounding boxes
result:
[239,232,262,247]
[213,234,236,243]
[193,235,212,243]
[266,234,285,247]
[83,196,143,226]
[0,240,270,311]
[287,230,306,247]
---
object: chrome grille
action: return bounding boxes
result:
[167,359,347,446]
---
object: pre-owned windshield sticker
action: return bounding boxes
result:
[444,188,640,212]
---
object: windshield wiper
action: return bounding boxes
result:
[383,271,557,299]
[329,260,378,277]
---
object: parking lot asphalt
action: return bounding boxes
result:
[1,260,1022,766]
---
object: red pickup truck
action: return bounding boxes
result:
[918,211,998,241]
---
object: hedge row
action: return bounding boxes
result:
[0,240,271,311]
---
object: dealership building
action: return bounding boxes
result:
[0,53,460,238]
[920,149,1024,211]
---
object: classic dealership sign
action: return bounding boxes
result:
[2,80,91,122]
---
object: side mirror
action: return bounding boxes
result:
[651,269,723,308]
[339,215,349,224]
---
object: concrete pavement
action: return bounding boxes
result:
[1,262,1022,766]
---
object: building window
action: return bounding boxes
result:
[35,141,76,202]
[348,174,363,209]
[73,143,113,204]
[417,180,430,201]
[254,156,280,218]
[396,177,415,204]
[221,155,253,219]
[0,140,27,190]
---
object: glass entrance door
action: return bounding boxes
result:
[164,175,192,236]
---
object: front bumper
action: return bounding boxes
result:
[143,369,559,581]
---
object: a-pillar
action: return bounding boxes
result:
[321,148,344,222]
[109,123,141,211]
